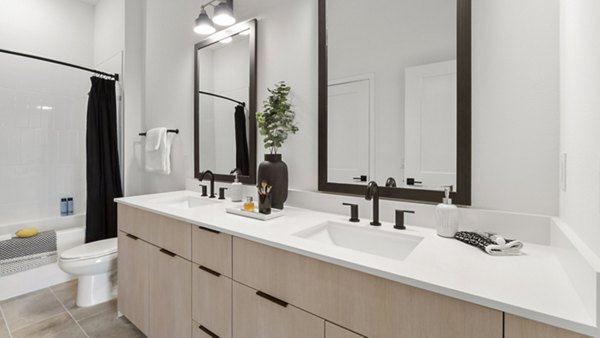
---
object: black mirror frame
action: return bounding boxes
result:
[194,19,258,184]
[317,0,471,205]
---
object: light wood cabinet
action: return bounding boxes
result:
[193,264,232,338]
[192,225,232,277]
[326,322,364,338]
[233,237,502,338]
[232,281,325,338]
[148,245,192,338]
[118,204,192,259]
[118,205,589,338]
[504,314,591,338]
[117,231,149,335]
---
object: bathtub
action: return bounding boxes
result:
[0,214,86,301]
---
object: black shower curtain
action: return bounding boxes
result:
[234,104,250,175]
[85,77,123,243]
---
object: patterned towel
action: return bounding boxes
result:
[454,231,523,256]
[0,231,57,276]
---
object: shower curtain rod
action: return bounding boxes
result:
[0,48,119,81]
[199,90,245,107]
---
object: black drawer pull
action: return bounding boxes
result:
[199,325,219,338]
[256,291,288,308]
[126,234,138,240]
[159,248,176,257]
[198,225,220,234]
[199,265,221,277]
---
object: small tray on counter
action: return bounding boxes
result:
[225,207,284,221]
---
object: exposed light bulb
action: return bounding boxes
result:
[194,9,215,35]
[213,1,236,26]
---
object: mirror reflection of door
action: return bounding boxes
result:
[327,76,374,185]
[197,33,250,175]
[404,60,457,189]
[326,0,457,192]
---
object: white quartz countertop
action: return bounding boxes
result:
[115,190,596,336]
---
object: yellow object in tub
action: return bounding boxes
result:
[15,227,39,238]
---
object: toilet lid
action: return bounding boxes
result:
[61,237,118,261]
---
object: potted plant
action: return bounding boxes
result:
[256,81,299,209]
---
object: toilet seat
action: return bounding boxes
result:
[60,237,118,261]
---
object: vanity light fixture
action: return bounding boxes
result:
[193,0,236,35]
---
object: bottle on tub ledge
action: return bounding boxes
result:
[435,186,459,237]
[60,198,68,216]
[67,197,74,215]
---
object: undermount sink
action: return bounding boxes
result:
[150,195,218,209]
[294,221,423,261]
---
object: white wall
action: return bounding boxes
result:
[0,0,95,224]
[559,0,600,256]
[472,0,559,215]
[122,0,146,196]
[0,0,94,66]
[129,0,560,216]
[94,0,124,68]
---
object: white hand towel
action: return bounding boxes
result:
[145,128,173,175]
[145,127,165,150]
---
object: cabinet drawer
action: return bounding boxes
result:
[232,281,324,338]
[193,264,232,338]
[118,204,191,259]
[192,224,232,277]
[504,314,590,338]
[233,237,502,338]
[326,322,364,338]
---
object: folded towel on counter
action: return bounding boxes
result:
[145,127,174,175]
[454,231,524,256]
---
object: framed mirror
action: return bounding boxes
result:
[194,19,257,184]
[318,0,471,204]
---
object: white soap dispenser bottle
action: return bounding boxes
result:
[435,186,459,237]
[230,169,243,202]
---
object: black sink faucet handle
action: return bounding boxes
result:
[394,210,415,230]
[218,187,228,200]
[199,184,208,197]
[342,203,360,222]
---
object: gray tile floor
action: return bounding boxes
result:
[0,281,144,338]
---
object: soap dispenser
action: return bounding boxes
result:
[435,186,458,237]
[229,168,243,202]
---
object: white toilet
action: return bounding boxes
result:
[58,237,118,307]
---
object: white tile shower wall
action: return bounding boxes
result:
[0,75,88,225]
[0,0,95,226]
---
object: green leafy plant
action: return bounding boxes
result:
[256,81,299,154]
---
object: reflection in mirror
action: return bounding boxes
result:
[198,32,249,175]
[195,19,257,184]
[327,0,457,191]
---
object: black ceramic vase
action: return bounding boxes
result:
[257,154,288,209]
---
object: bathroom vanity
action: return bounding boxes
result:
[115,191,594,338]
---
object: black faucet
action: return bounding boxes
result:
[199,170,216,198]
[365,181,381,226]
